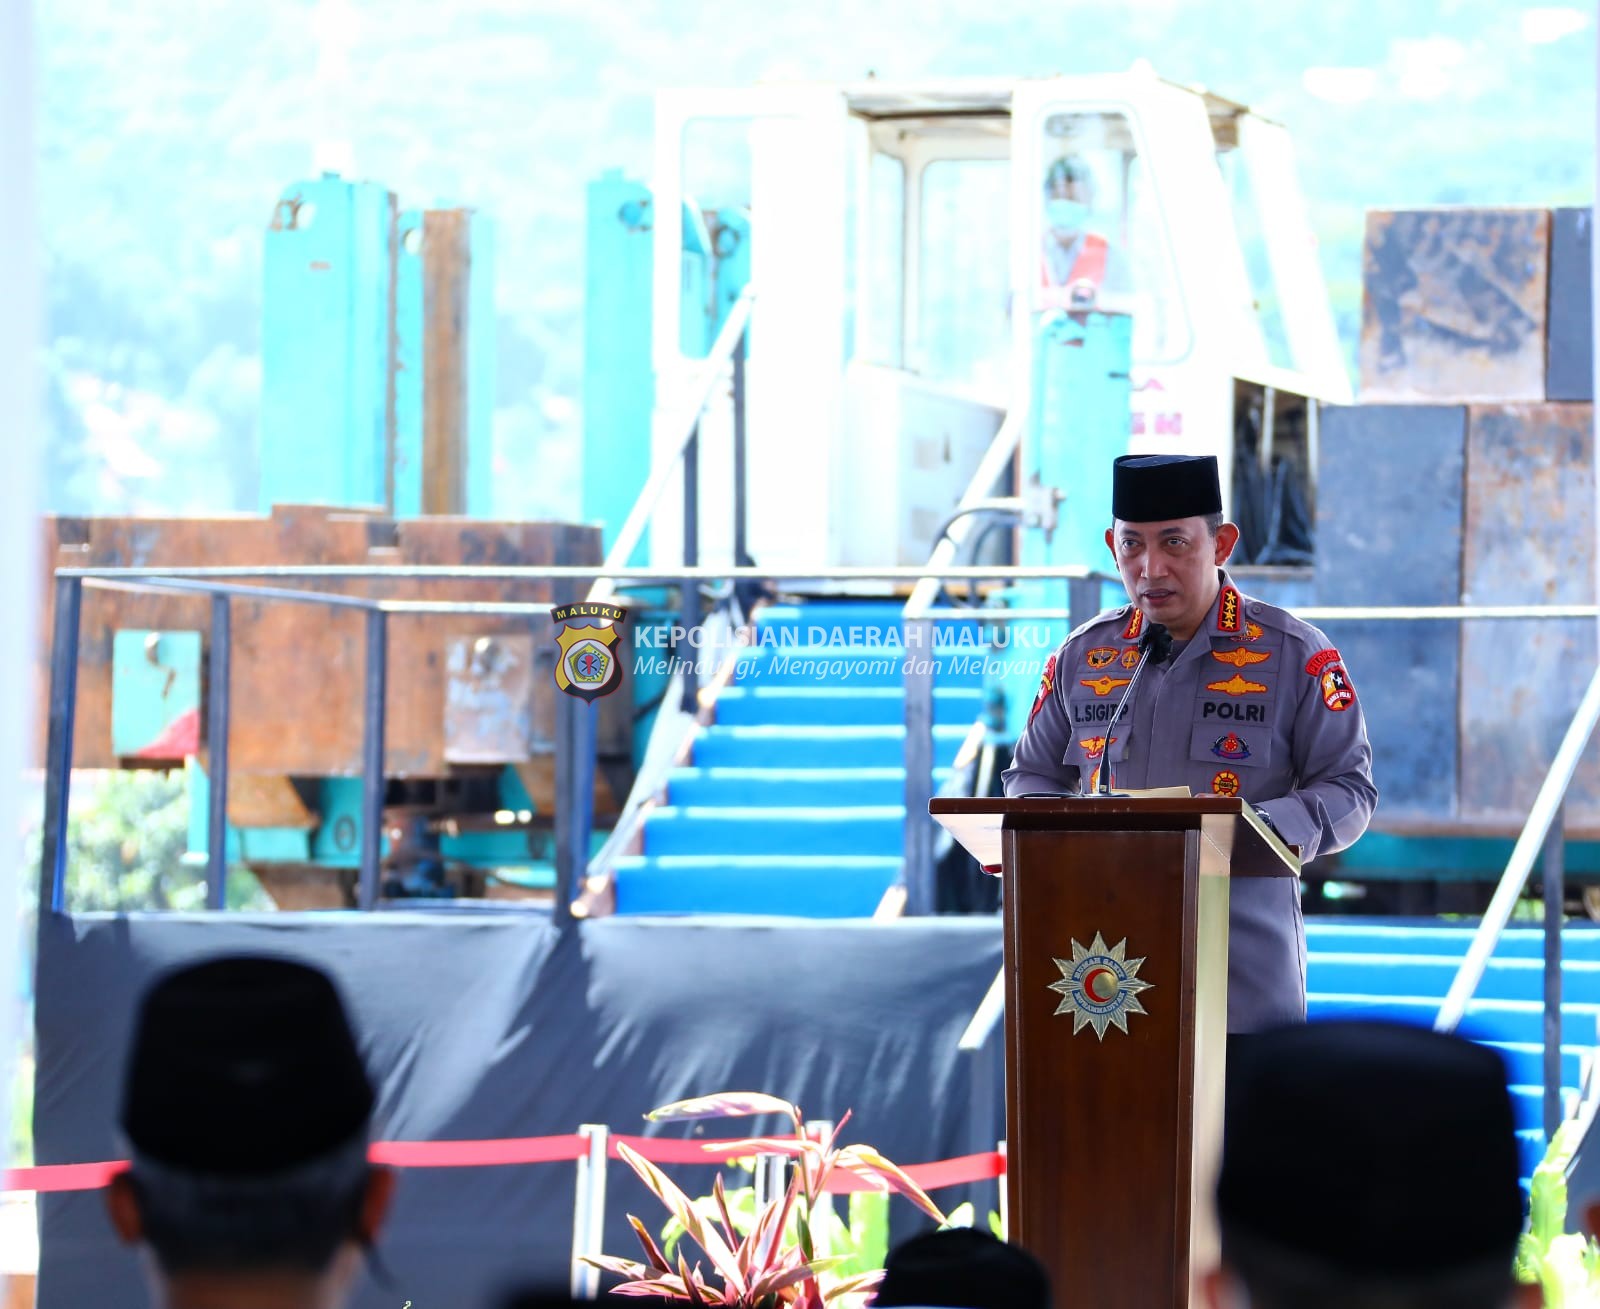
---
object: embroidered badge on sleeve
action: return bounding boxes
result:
[1306,648,1356,711]
[1029,653,1057,723]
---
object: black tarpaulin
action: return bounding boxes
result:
[34,910,1005,1309]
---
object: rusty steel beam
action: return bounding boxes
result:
[422,209,470,516]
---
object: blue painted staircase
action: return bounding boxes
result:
[1307,921,1600,1180]
[610,601,1600,1180]
[612,600,985,915]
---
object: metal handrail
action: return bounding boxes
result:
[1435,666,1600,1021]
[589,287,755,608]
[60,563,1117,582]
[903,406,1034,623]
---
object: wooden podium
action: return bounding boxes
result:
[929,796,1299,1309]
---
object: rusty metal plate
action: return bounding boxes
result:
[1360,209,1549,403]
[1459,404,1600,825]
[34,506,620,780]
[444,633,535,764]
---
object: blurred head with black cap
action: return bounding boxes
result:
[1106,453,1240,641]
[1201,1020,1535,1309]
[107,955,394,1309]
[875,1228,1050,1309]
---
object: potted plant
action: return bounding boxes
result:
[583,1091,947,1307]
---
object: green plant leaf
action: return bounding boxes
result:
[825,1269,886,1298]
[833,1144,947,1224]
[941,1201,975,1230]
[613,1276,692,1299]
[646,1092,801,1122]
[678,1252,710,1306]
[580,1253,654,1279]
[746,1260,826,1302]
[617,1142,748,1299]
[630,1214,674,1272]
[844,1189,888,1276]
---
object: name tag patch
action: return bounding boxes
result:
[1202,702,1266,723]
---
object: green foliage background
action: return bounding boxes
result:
[33,0,1597,519]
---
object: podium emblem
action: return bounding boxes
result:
[1049,932,1153,1039]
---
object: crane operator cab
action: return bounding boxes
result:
[626,70,1350,583]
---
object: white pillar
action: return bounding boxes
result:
[0,0,42,1208]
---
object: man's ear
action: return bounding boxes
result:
[1104,526,1117,560]
[105,1173,144,1246]
[357,1166,396,1244]
[1214,522,1241,566]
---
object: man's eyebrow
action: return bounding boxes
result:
[1118,524,1190,538]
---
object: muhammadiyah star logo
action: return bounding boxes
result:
[1048,932,1154,1039]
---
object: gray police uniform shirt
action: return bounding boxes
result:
[1001,571,1378,1033]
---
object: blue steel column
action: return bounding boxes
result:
[205,594,232,910]
[37,576,82,935]
[358,608,388,910]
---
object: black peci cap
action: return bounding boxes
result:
[1111,454,1223,522]
[1217,1021,1524,1278]
[121,956,375,1176]
[875,1228,1051,1309]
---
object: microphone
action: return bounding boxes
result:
[1094,622,1172,795]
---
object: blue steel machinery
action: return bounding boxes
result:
[32,153,1600,914]
[33,175,637,907]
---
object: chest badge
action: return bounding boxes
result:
[1212,647,1270,669]
[1211,732,1251,760]
[1085,646,1119,670]
[1119,647,1140,669]
[1206,673,1268,696]
[1080,675,1132,697]
[1212,770,1241,797]
[1048,932,1153,1039]
[1080,735,1117,760]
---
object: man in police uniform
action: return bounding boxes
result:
[1003,453,1377,1031]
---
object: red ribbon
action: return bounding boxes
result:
[9,1139,1004,1194]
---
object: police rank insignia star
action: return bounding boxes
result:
[551,603,628,701]
[1048,932,1153,1039]
[1206,673,1268,696]
[1080,675,1133,697]
[1216,586,1242,632]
